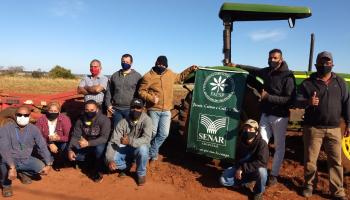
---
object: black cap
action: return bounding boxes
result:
[316,51,333,61]
[155,56,168,68]
[130,98,143,108]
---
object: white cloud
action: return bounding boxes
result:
[249,28,287,42]
[50,0,86,18]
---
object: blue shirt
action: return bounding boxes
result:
[0,122,51,166]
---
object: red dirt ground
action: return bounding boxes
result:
[3,89,350,200]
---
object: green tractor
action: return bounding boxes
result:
[178,2,350,172]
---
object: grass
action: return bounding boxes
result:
[0,77,193,95]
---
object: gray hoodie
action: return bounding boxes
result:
[105,112,152,162]
[105,69,142,110]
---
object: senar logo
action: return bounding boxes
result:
[203,72,235,103]
[197,113,228,146]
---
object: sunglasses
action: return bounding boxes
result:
[16,113,30,117]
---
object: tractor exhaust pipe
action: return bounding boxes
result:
[308,33,315,72]
[222,14,232,66]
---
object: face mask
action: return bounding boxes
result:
[268,61,280,69]
[17,116,29,126]
[121,63,131,70]
[46,112,59,120]
[243,131,256,141]
[90,68,100,75]
[155,66,166,74]
[85,111,97,120]
[130,110,142,121]
[316,65,332,75]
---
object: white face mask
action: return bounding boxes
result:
[16,116,30,126]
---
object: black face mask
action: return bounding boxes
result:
[268,61,280,69]
[85,111,97,120]
[154,66,166,74]
[316,65,332,75]
[130,110,142,121]
[46,112,59,120]
[243,131,256,141]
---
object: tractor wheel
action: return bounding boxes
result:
[340,118,350,173]
[0,108,16,129]
[178,84,261,145]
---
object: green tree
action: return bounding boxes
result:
[49,65,76,79]
[32,69,44,78]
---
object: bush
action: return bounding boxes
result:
[49,65,76,79]
[32,70,43,78]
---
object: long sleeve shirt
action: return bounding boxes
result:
[0,122,51,166]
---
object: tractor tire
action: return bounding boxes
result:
[0,108,16,129]
[178,84,261,145]
[340,118,350,172]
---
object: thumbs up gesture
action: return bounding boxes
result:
[154,94,160,104]
[308,91,319,106]
[261,89,268,99]
[78,136,89,148]
[121,133,129,145]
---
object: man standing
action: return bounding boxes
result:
[138,56,198,167]
[0,106,52,197]
[295,51,350,200]
[105,54,142,128]
[67,100,111,183]
[78,59,109,112]
[229,49,296,187]
[105,98,152,186]
[220,119,269,200]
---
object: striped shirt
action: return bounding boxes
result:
[78,74,109,103]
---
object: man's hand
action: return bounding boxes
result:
[49,133,60,142]
[49,144,58,154]
[108,161,118,171]
[154,94,159,104]
[38,166,51,175]
[308,91,319,106]
[192,64,199,71]
[261,89,268,99]
[8,168,17,181]
[121,133,129,145]
[228,63,237,67]
[78,136,89,148]
[68,151,76,161]
[108,106,115,114]
[344,127,350,138]
[235,167,243,180]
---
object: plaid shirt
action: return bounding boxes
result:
[36,113,72,147]
[78,74,108,103]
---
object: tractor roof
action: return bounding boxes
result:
[219,3,311,21]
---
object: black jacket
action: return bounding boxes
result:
[68,112,111,151]
[237,61,296,118]
[234,133,269,173]
[295,72,350,128]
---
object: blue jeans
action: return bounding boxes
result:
[113,109,130,129]
[109,145,149,176]
[219,167,268,194]
[147,110,171,160]
[0,157,45,187]
[71,143,106,171]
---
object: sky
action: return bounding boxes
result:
[0,0,349,76]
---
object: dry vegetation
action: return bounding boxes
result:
[0,76,82,94]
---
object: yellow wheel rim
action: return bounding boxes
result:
[342,137,350,160]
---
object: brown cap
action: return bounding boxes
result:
[243,119,259,130]
[316,51,333,61]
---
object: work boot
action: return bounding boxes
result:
[138,176,146,186]
[118,170,130,178]
[2,186,13,197]
[149,159,157,168]
[18,173,32,185]
[93,172,103,183]
[253,193,263,200]
[302,188,313,198]
[267,175,277,187]
[244,181,256,189]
